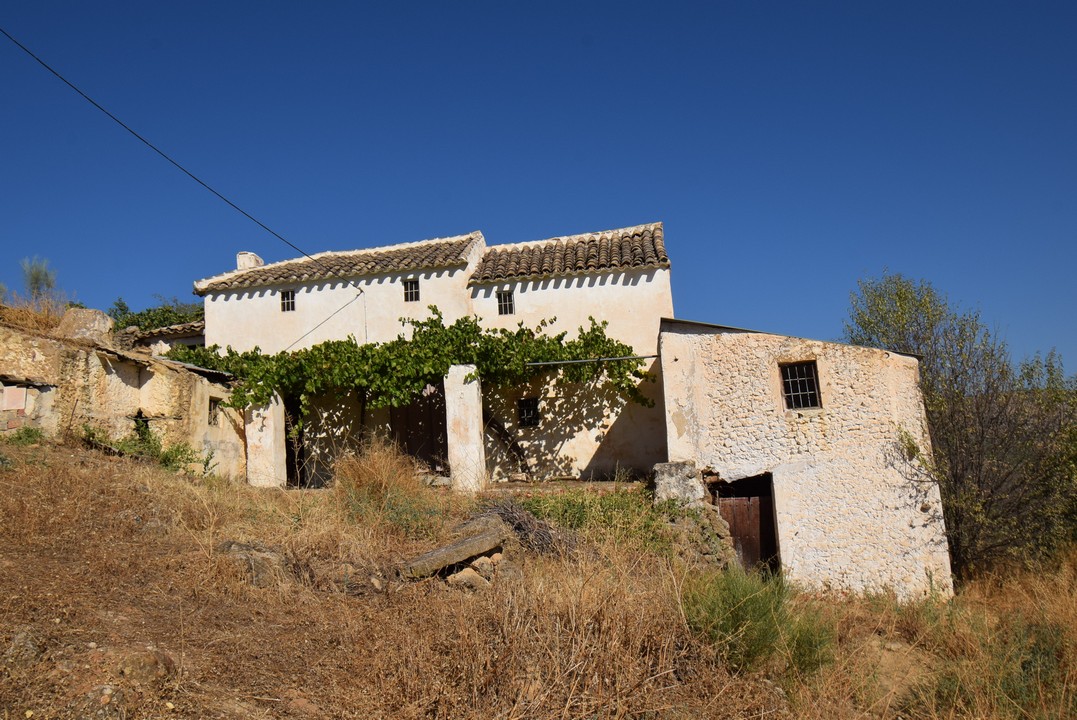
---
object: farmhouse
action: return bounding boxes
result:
[193,223,673,487]
[185,221,953,595]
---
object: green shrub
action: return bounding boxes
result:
[683,565,834,676]
[915,614,1075,718]
[3,426,44,446]
[519,487,674,552]
[683,564,789,673]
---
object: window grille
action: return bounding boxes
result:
[403,279,420,303]
[280,289,296,312]
[517,397,540,427]
[780,361,821,409]
[497,290,515,316]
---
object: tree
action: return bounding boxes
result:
[108,295,204,331]
[845,272,1076,580]
[20,256,56,302]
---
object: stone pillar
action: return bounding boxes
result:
[444,364,486,493]
[245,394,287,488]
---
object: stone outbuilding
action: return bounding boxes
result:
[0,310,245,478]
[658,319,953,598]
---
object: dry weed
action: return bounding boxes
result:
[0,291,70,333]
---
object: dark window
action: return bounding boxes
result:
[497,290,515,315]
[517,397,540,427]
[403,279,420,303]
[208,398,221,426]
[780,361,820,409]
[280,289,296,312]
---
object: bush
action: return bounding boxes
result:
[2,426,44,446]
[683,564,834,676]
[519,486,675,552]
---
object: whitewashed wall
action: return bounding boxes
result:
[660,326,953,598]
[203,267,476,354]
[473,268,674,479]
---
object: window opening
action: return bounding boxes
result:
[403,279,420,303]
[517,397,540,428]
[497,290,515,315]
[208,398,221,426]
[780,361,820,409]
[280,289,296,312]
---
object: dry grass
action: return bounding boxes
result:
[1,437,1073,719]
[0,291,70,333]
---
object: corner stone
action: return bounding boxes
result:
[653,460,706,505]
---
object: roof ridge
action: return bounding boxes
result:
[486,222,663,252]
[194,231,484,293]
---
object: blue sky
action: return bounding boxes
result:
[2,2,1075,364]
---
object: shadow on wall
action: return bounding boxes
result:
[482,370,664,480]
[289,388,449,488]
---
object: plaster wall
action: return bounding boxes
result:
[473,268,673,478]
[660,327,953,598]
[244,396,287,487]
[470,267,672,355]
[203,267,475,353]
[483,361,667,480]
[445,364,486,491]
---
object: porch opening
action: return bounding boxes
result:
[709,473,780,574]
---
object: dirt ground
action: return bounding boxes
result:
[0,441,786,719]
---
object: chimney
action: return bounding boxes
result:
[236,251,264,270]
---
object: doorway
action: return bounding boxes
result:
[711,473,780,573]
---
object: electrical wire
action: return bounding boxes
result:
[0,25,326,270]
[283,290,364,352]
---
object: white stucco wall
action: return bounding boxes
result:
[203,267,476,353]
[660,326,953,598]
[470,267,672,355]
[473,267,673,479]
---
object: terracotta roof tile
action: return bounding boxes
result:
[469,223,668,285]
[194,232,483,295]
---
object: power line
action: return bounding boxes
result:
[0,25,326,269]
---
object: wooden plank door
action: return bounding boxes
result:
[717,495,776,571]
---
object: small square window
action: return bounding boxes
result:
[208,398,221,426]
[280,289,296,312]
[517,397,540,428]
[497,290,515,316]
[403,279,420,303]
[781,361,821,410]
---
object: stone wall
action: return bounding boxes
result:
[660,323,953,598]
[0,318,246,479]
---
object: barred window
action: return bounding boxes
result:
[780,361,820,410]
[497,290,515,316]
[403,279,420,303]
[517,397,540,427]
[280,289,296,312]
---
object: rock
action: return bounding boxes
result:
[495,559,524,583]
[653,461,706,505]
[470,555,496,580]
[3,627,43,667]
[217,540,290,587]
[117,648,176,685]
[284,689,323,717]
[51,308,115,345]
[402,516,511,579]
[70,685,126,719]
[447,567,490,591]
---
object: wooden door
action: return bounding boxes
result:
[717,494,778,572]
